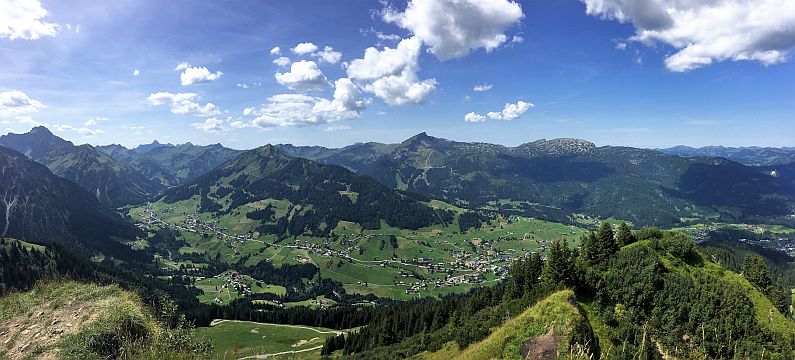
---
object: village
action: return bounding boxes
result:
[132,204,556,299]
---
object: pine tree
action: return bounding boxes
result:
[584,222,619,265]
[742,255,771,289]
[615,222,635,247]
[542,239,576,287]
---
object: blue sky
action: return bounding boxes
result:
[1,0,794,149]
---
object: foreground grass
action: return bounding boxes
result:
[415,290,592,360]
[0,281,211,359]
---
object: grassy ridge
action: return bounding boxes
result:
[415,290,590,360]
[0,281,210,359]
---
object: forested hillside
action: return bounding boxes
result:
[160,144,440,237]
[319,225,795,359]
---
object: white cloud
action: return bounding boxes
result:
[347,36,437,105]
[242,107,256,116]
[245,79,366,128]
[312,46,342,64]
[0,90,45,116]
[313,78,369,115]
[180,66,223,86]
[376,32,401,42]
[270,46,281,55]
[147,92,220,117]
[0,0,59,40]
[230,120,249,129]
[465,100,533,122]
[511,35,524,44]
[291,42,319,55]
[174,62,191,71]
[274,60,330,91]
[473,84,493,92]
[273,56,291,67]
[382,0,524,60]
[464,112,486,122]
[581,0,795,72]
[325,124,352,132]
[51,124,105,137]
[236,82,261,89]
[191,117,224,132]
[84,116,108,127]
[132,69,140,76]
[15,115,40,126]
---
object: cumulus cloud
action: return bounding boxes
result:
[581,0,795,71]
[14,115,40,126]
[0,0,59,40]
[292,42,319,55]
[243,79,366,128]
[346,36,437,105]
[312,46,342,64]
[147,92,220,117]
[465,100,533,122]
[132,69,140,76]
[83,117,108,127]
[174,62,191,71]
[274,60,330,91]
[51,124,105,137]
[273,56,291,67]
[191,117,224,132]
[382,0,524,60]
[180,66,223,86]
[270,46,281,55]
[473,84,493,92]
[0,90,45,116]
[464,112,486,122]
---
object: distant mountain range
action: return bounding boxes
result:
[659,145,795,166]
[277,133,795,226]
[0,127,161,207]
[97,141,242,187]
[0,127,792,229]
[0,127,242,206]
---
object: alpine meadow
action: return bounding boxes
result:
[1,0,794,359]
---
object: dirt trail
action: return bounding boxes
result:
[0,300,101,359]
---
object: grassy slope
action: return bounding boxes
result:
[415,290,589,360]
[0,282,180,359]
[196,320,341,359]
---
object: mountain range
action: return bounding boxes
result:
[277,133,795,226]
[1,127,793,229]
[660,145,795,166]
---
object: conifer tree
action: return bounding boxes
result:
[542,239,576,287]
[615,222,635,247]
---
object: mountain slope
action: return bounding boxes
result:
[161,145,439,236]
[301,133,794,226]
[41,144,161,206]
[96,144,179,187]
[0,127,161,207]
[0,146,140,256]
[0,126,73,160]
